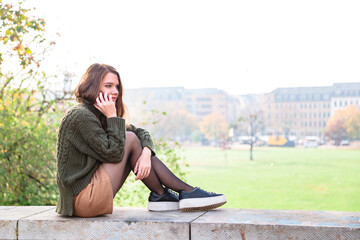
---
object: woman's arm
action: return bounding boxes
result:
[68,109,127,163]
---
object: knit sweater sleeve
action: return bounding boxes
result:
[126,124,156,156]
[69,109,126,163]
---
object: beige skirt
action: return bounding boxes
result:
[73,165,113,217]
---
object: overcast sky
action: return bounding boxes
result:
[20,0,360,95]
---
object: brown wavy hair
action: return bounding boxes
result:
[74,63,127,129]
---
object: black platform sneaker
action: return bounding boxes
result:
[147,187,179,211]
[179,187,227,211]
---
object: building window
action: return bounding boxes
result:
[196,97,211,101]
[340,101,342,107]
[314,122,317,127]
[201,104,211,108]
[319,113,321,118]
[309,122,312,127]
[305,122,307,127]
[345,101,348,106]
[334,101,337,107]
[314,113,316,118]
[328,112,330,117]
[197,111,211,116]
[324,121,326,127]
[314,103,316,108]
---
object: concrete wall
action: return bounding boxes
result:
[1,206,359,239]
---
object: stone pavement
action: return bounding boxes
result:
[0,206,359,239]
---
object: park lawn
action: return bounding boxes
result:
[181,146,360,212]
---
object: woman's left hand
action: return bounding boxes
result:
[134,147,152,181]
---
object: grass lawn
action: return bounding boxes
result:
[181,146,360,212]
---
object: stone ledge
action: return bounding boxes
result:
[192,208,360,240]
[0,206,55,240]
[0,206,359,240]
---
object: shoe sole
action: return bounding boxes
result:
[147,201,179,211]
[179,195,227,212]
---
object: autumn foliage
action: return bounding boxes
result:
[199,113,228,142]
[0,1,59,205]
[325,105,360,145]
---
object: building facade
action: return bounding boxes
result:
[262,83,360,137]
[183,88,229,120]
[123,87,239,123]
[330,83,360,115]
[123,83,360,138]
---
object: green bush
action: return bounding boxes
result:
[0,1,59,205]
[0,89,61,205]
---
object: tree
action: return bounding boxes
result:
[149,103,198,141]
[325,105,360,144]
[235,108,264,160]
[343,105,360,139]
[0,1,60,205]
[199,113,228,146]
[127,102,199,142]
[163,104,198,141]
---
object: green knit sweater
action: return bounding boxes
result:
[56,99,155,216]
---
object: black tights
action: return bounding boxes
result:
[102,132,194,197]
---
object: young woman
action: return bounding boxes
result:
[56,63,226,217]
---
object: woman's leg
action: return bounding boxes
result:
[150,156,194,193]
[102,132,165,197]
[103,132,226,211]
[120,133,194,193]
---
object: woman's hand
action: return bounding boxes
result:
[94,92,117,118]
[134,147,152,181]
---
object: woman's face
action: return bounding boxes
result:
[99,72,120,102]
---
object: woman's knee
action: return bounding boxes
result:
[126,131,141,146]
